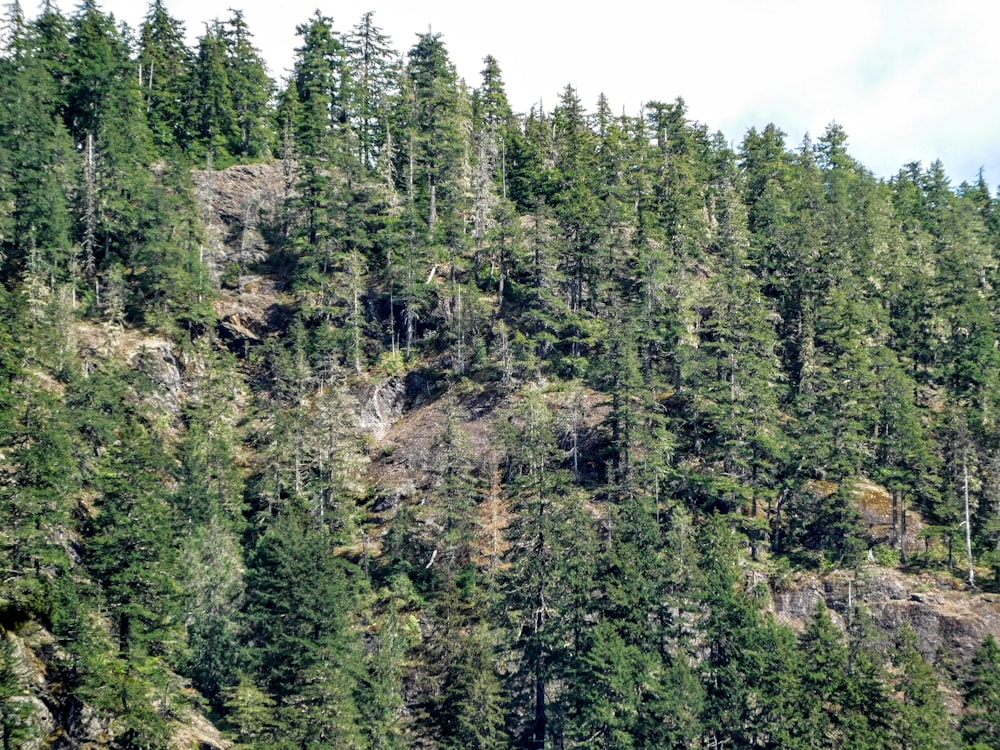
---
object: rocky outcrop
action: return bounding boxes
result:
[359,376,407,441]
[772,567,1000,671]
[6,625,230,749]
[192,162,287,233]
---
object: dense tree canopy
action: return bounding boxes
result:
[1,3,999,747]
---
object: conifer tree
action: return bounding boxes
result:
[221,11,273,159]
[0,5,75,282]
[795,601,849,746]
[389,31,470,356]
[548,85,601,370]
[401,31,468,241]
[646,98,712,260]
[683,161,785,517]
[138,0,191,154]
[0,385,77,622]
[189,20,236,165]
[500,392,596,748]
[69,0,158,287]
[284,12,351,290]
[961,634,1000,748]
[84,418,183,664]
[242,512,365,745]
[344,12,399,171]
[891,626,957,750]
[698,517,778,747]
[0,633,42,748]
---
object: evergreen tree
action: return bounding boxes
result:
[286,12,349,271]
[0,384,77,623]
[0,633,42,748]
[400,31,468,241]
[890,626,957,750]
[0,5,75,282]
[84,418,183,664]
[961,634,1000,748]
[646,98,712,260]
[841,607,896,750]
[128,157,215,331]
[344,12,399,171]
[69,0,159,287]
[547,85,601,371]
[796,602,848,747]
[499,392,597,748]
[138,0,191,154]
[221,10,273,160]
[242,512,365,744]
[189,20,236,165]
[389,31,470,356]
[698,517,787,747]
[682,161,785,518]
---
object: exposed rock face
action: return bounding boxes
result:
[214,274,285,357]
[6,625,231,749]
[773,567,1000,671]
[359,376,407,441]
[192,162,291,359]
[192,162,287,233]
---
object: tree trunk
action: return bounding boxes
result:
[900,492,908,564]
[965,455,975,587]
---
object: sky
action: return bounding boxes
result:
[91,0,1000,185]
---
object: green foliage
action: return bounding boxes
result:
[138,1,192,154]
[242,513,365,744]
[0,633,42,748]
[3,7,1000,745]
[961,635,1000,748]
[891,626,958,749]
[84,418,184,662]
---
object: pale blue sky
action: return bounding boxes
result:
[92,0,1000,185]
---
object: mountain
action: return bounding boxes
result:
[3,3,1000,747]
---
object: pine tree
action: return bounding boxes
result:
[68,0,158,290]
[961,634,1000,748]
[344,12,399,171]
[0,633,42,748]
[645,98,712,260]
[890,625,957,750]
[138,0,191,154]
[469,56,511,286]
[682,159,785,518]
[129,157,215,331]
[221,10,273,160]
[242,512,365,744]
[0,5,75,283]
[0,384,77,622]
[388,32,470,357]
[499,392,597,748]
[548,85,601,371]
[401,31,468,241]
[284,12,351,292]
[84,418,183,663]
[182,516,244,710]
[796,601,849,746]
[189,20,236,165]
[698,517,779,747]
[841,607,895,749]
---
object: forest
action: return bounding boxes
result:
[2,1,1000,747]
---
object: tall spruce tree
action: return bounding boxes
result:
[138,0,191,154]
[242,511,365,746]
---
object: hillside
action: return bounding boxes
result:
[4,3,1000,748]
